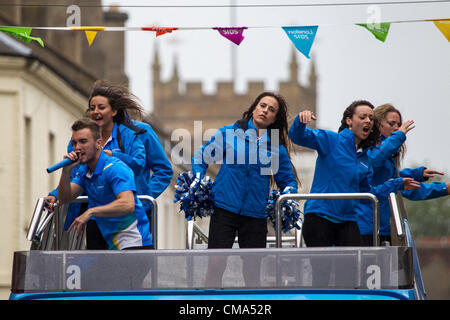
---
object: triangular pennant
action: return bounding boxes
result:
[141,27,178,37]
[70,26,105,46]
[85,31,98,46]
[213,27,248,45]
[282,26,318,59]
[0,26,44,47]
[432,19,450,41]
[357,22,391,42]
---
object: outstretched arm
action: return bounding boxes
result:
[288,111,333,154]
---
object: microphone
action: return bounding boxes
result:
[46,157,75,173]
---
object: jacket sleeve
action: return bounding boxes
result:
[192,126,226,177]
[111,132,146,174]
[288,114,332,155]
[401,182,448,200]
[369,177,405,200]
[142,125,173,198]
[273,145,298,192]
[399,167,427,182]
[362,165,405,199]
[367,131,406,168]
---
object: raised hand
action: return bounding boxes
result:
[399,120,415,135]
[422,168,444,179]
[402,177,421,190]
[299,110,317,124]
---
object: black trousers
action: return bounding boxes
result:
[86,219,108,250]
[302,213,362,247]
[205,206,267,288]
[302,213,362,288]
[208,206,267,249]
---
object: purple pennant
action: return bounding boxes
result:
[213,27,248,45]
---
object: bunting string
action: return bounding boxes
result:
[0,17,448,56]
[3,17,447,30]
[0,1,449,8]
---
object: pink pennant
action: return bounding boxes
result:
[213,27,248,45]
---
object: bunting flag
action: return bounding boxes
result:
[213,27,248,45]
[357,22,391,42]
[0,17,448,51]
[70,26,105,46]
[142,27,178,37]
[282,26,318,59]
[84,31,98,46]
[0,26,44,47]
[432,19,450,41]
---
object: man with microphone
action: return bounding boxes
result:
[58,118,152,250]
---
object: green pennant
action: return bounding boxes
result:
[357,22,391,42]
[0,26,44,47]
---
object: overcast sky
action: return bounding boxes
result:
[101,0,450,175]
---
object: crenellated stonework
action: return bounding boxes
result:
[151,47,317,136]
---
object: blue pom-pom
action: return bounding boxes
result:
[265,187,303,233]
[174,171,214,221]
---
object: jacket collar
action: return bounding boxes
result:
[235,118,271,142]
[248,118,257,130]
[340,128,355,141]
[111,122,118,140]
[85,150,108,178]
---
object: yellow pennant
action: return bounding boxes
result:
[84,31,98,46]
[431,19,450,41]
[70,26,106,46]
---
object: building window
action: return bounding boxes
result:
[49,132,55,190]
[24,117,32,214]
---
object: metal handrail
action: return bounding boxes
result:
[275,193,380,248]
[27,198,46,241]
[388,192,426,299]
[27,195,158,250]
[139,195,158,250]
[187,220,209,249]
[27,197,57,250]
[388,192,405,238]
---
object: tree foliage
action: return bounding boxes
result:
[404,176,450,238]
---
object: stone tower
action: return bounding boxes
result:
[151,47,317,135]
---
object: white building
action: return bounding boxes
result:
[0,33,87,297]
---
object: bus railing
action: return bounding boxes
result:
[186,221,303,249]
[27,195,158,250]
[389,192,405,240]
[275,193,380,247]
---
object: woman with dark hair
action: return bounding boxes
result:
[46,81,172,249]
[87,81,146,173]
[289,100,420,247]
[88,81,173,201]
[192,92,299,286]
[241,92,293,149]
[288,100,420,286]
[358,103,449,246]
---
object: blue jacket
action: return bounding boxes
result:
[49,122,147,229]
[132,120,173,200]
[288,115,405,223]
[359,132,449,235]
[192,118,298,219]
